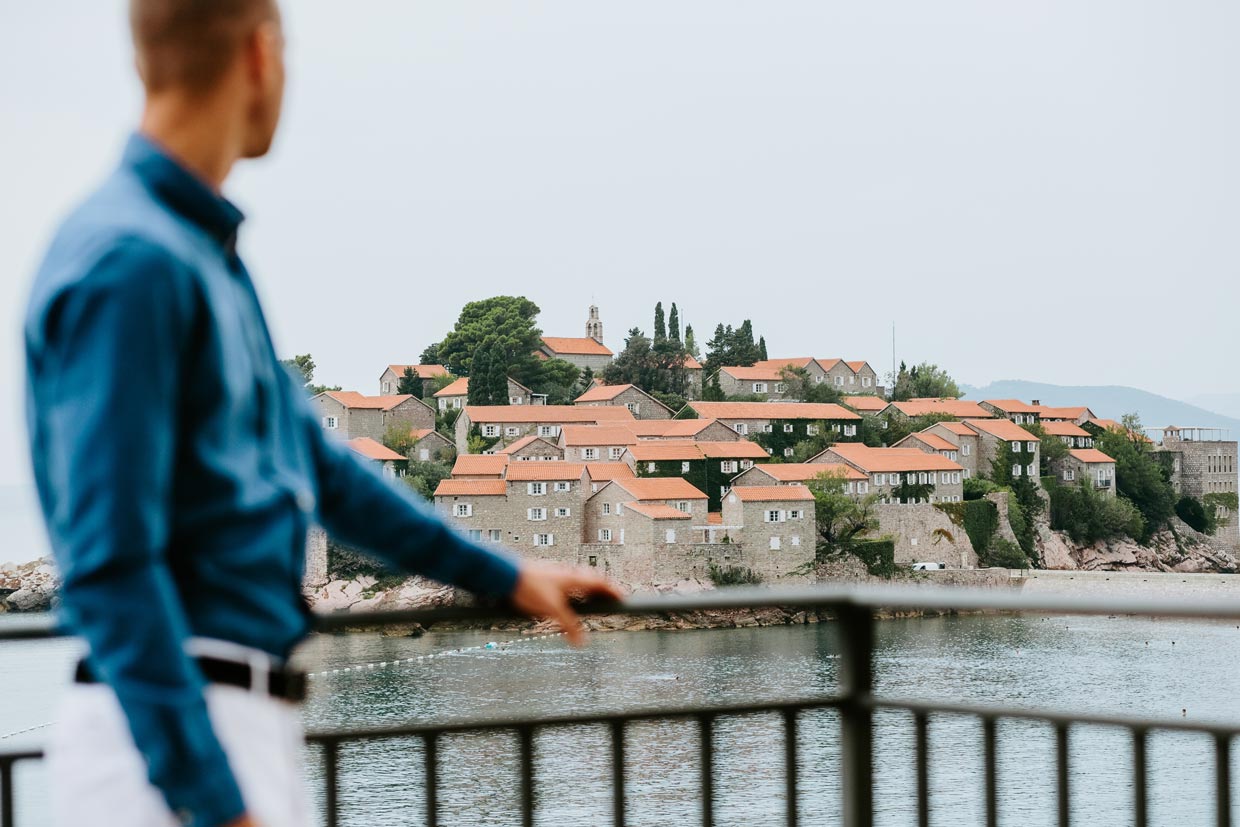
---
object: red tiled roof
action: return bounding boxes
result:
[754,358,815,370]
[496,435,554,454]
[627,442,703,462]
[573,383,635,403]
[504,463,586,481]
[560,425,639,447]
[707,513,724,525]
[815,358,843,372]
[684,355,703,370]
[1070,448,1116,464]
[324,391,416,411]
[890,399,992,419]
[749,463,867,482]
[932,421,976,437]
[903,432,959,452]
[964,419,1040,442]
[584,463,636,482]
[688,402,861,421]
[1039,421,1090,438]
[434,377,470,397]
[541,337,613,356]
[842,395,888,413]
[845,361,870,373]
[387,364,449,380]
[696,441,770,459]
[820,444,964,473]
[346,437,407,462]
[625,420,724,438]
[984,399,1042,415]
[1037,406,1093,421]
[434,479,507,496]
[464,406,635,424]
[609,477,708,501]
[720,365,786,381]
[451,454,509,477]
[625,502,694,520]
[730,485,815,502]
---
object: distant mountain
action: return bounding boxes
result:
[960,380,1240,436]
[1189,393,1240,422]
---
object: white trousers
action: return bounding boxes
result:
[47,682,310,827]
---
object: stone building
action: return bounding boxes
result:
[625,419,742,442]
[313,391,435,442]
[378,364,449,397]
[433,376,542,411]
[811,443,964,504]
[684,402,862,450]
[842,396,890,415]
[730,462,870,496]
[683,354,704,400]
[1055,448,1117,495]
[454,405,635,453]
[408,429,455,464]
[625,439,771,510]
[961,418,1041,488]
[1038,420,1095,450]
[893,431,961,464]
[573,383,673,419]
[884,399,994,420]
[1034,405,1096,425]
[559,425,639,463]
[451,454,509,479]
[584,477,709,548]
[497,435,565,462]
[922,421,982,479]
[712,365,793,400]
[718,486,817,577]
[539,336,614,374]
[980,399,1042,425]
[1156,428,1239,542]
[345,437,407,479]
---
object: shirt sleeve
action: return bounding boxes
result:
[32,238,247,827]
[287,376,520,598]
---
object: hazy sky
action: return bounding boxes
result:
[2,0,1238,488]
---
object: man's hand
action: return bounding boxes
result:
[224,816,260,826]
[509,561,624,646]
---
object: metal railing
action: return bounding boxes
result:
[4,584,1240,827]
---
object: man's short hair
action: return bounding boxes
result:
[130,0,277,94]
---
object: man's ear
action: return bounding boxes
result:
[246,20,282,86]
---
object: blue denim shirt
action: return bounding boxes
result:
[24,134,519,827]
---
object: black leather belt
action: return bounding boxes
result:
[75,657,307,703]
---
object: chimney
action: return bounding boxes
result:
[1032,400,1041,406]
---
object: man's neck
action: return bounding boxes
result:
[139,94,244,192]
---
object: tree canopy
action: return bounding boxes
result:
[1094,414,1176,541]
[437,296,544,385]
[891,362,961,401]
[280,353,341,395]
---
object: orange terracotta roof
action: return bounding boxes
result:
[720,365,786,381]
[496,435,554,454]
[821,444,964,473]
[903,432,959,452]
[1038,421,1090,438]
[1088,419,1124,431]
[627,442,703,462]
[324,391,416,411]
[750,463,867,482]
[504,463,586,481]
[964,419,1040,442]
[683,355,703,370]
[730,485,815,502]
[573,383,636,403]
[754,358,815,370]
[387,364,449,380]
[696,441,770,459]
[625,420,723,438]
[434,479,507,496]
[689,402,860,421]
[890,399,992,419]
[409,429,434,441]
[541,337,614,356]
[984,399,1042,415]
[624,502,694,520]
[1036,406,1092,421]
[707,512,724,525]
[610,477,708,501]
[434,377,470,397]
[1070,448,1115,464]
[815,358,843,372]
[560,425,639,447]
[464,406,635,424]
[845,361,870,373]
[842,395,888,412]
[346,437,407,462]
[583,463,636,482]
[932,421,976,437]
[451,454,510,477]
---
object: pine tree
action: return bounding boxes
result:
[486,342,509,404]
[669,304,681,342]
[684,325,697,357]
[757,336,768,361]
[397,367,422,398]
[467,346,491,405]
[653,302,667,341]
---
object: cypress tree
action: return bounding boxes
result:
[487,342,510,404]
[684,325,697,357]
[758,336,768,361]
[669,303,681,342]
[653,302,667,341]
[467,346,491,405]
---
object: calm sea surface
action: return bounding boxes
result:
[3,612,1239,826]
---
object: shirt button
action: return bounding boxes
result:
[296,490,316,513]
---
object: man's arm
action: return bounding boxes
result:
[31,240,246,827]
[288,379,622,640]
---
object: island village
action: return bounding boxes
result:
[281,299,1240,602]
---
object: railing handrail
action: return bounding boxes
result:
[6,580,1240,642]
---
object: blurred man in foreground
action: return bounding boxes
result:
[23,2,621,825]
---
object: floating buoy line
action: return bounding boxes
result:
[305,632,565,679]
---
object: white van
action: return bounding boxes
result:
[910,562,946,571]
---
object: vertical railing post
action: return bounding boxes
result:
[323,741,339,827]
[1,759,14,827]
[838,602,874,827]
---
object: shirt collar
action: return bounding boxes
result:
[122,133,245,253]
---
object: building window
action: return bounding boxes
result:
[609,447,624,460]
[953,473,960,484]
[489,529,502,542]
[792,536,801,546]
[843,424,857,436]
[599,529,612,542]
[583,448,599,460]
[510,397,523,405]
[588,555,598,567]
[721,461,736,474]
[784,423,795,433]
[1026,442,1037,453]
[753,383,768,394]
[863,376,872,387]
[776,383,787,394]
[1012,465,1022,477]
[533,534,554,547]
[626,402,640,415]
[806,424,819,436]
[647,462,657,473]
[554,481,571,492]
[676,501,690,512]
[527,508,546,521]
[505,426,521,437]
[468,529,482,541]
[682,461,692,473]
[735,423,748,435]
[962,444,971,456]
[789,510,803,520]
[527,482,546,495]
[665,529,677,544]
[616,503,624,515]
[874,474,885,486]
[555,507,571,517]
[1011,441,1021,452]
[770,536,782,550]
[1027,464,1036,478]
[763,424,773,433]
[602,503,611,515]
[322,416,338,429]
[741,460,754,470]
[765,510,784,523]
[1063,469,1075,481]
[538,426,557,437]
[454,503,472,517]
[783,448,794,457]
[836,376,844,386]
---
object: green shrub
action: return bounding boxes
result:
[1175,496,1216,534]
[708,564,763,586]
[1049,479,1144,544]
[1007,491,1036,558]
[327,540,396,580]
[963,478,1002,500]
[984,539,1029,569]
[935,500,1000,555]
[851,538,897,578]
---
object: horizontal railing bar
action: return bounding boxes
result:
[870,697,1240,738]
[13,582,1240,642]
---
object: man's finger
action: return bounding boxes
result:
[551,599,587,647]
